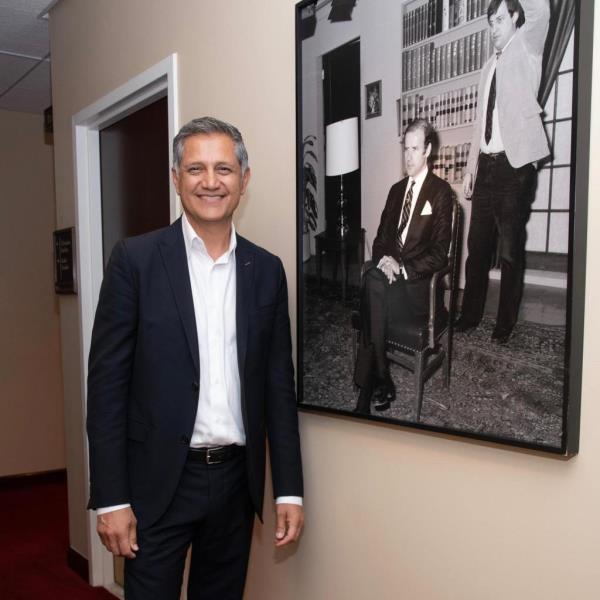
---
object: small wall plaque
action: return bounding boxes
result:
[54,227,77,294]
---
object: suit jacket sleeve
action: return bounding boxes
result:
[86,241,138,509]
[521,0,550,56]
[265,259,304,498]
[372,182,403,265]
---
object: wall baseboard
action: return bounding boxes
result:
[67,546,89,582]
[0,468,66,490]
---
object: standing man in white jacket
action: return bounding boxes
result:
[455,0,550,344]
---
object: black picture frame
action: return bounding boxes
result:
[295,0,592,456]
[365,80,382,119]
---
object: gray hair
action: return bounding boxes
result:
[172,116,249,173]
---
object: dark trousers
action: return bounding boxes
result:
[124,452,254,600]
[354,264,431,389]
[461,152,536,333]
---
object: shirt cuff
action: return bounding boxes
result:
[275,496,303,506]
[96,503,131,515]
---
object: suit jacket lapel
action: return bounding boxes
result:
[404,171,433,248]
[389,179,408,243]
[235,235,253,385]
[235,235,253,433]
[158,218,200,376]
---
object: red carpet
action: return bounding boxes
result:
[0,474,117,599]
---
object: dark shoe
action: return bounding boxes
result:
[491,327,512,345]
[353,386,372,414]
[373,381,396,412]
[454,317,478,334]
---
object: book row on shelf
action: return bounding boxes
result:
[403,0,492,48]
[402,28,492,91]
[401,85,479,131]
[431,143,472,184]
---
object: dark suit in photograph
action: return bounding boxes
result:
[458,0,550,341]
[354,170,453,409]
[87,219,303,598]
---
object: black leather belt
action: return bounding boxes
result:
[188,444,244,465]
[481,151,506,160]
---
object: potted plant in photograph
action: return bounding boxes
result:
[303,134,318,262]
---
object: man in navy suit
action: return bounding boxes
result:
[353,119,453,413]
[87,116,304,599]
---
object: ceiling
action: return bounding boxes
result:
[0,0,56,114]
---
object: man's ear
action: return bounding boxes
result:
[241,168,251,195]
[425,142,432,159]
[171,167,181,194]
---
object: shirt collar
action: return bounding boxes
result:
[409,166,428,189]
[181,212,237,263]
[498,31,517,55]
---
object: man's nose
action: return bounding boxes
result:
[201,169,218,188]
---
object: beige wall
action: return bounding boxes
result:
[49,1,600,598]
[0,109,65,476]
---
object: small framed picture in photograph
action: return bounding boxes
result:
[365,80,381,119]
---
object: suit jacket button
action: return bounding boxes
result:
[180,435,190,445]
[192,382,199,391]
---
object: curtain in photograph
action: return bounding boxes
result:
[538,0,576,107]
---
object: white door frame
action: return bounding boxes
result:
[72,53,179,592]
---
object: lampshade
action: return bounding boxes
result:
[325,117,359,177]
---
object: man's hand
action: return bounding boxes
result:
[377,255,401,284]
[463,173,473,199]
[97,506,139,558]
[274,503,304,547]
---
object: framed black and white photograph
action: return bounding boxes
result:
[365,80,382,118]
[296,0,590,455]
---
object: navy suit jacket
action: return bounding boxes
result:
[87,218,303,528]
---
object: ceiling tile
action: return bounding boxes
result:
[0,59,50,114]
[0,1,50,58]
[0,53,38,93]
[0,0,53,114]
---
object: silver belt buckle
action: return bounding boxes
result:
[205,446,222,465]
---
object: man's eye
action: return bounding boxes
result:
[187,167,201,175]
[217,167,232,175]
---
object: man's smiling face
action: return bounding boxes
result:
[172,133,250,229]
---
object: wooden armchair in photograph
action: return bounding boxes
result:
[352,197,461,421]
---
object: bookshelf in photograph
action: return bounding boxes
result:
[403,0,492,47]
[400,0,492,185]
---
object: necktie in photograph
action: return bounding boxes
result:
[485,51,502,144]
[397,180,415,252]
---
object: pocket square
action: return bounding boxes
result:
[420,200,433,216]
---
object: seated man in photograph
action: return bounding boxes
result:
[353,119,453,414]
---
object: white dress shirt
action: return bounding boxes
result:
[480,32,516,154]
[97,214,301,513]
[182,214,245,447]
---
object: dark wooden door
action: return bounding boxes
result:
[99,96,170,267]
[322,38,361,238]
